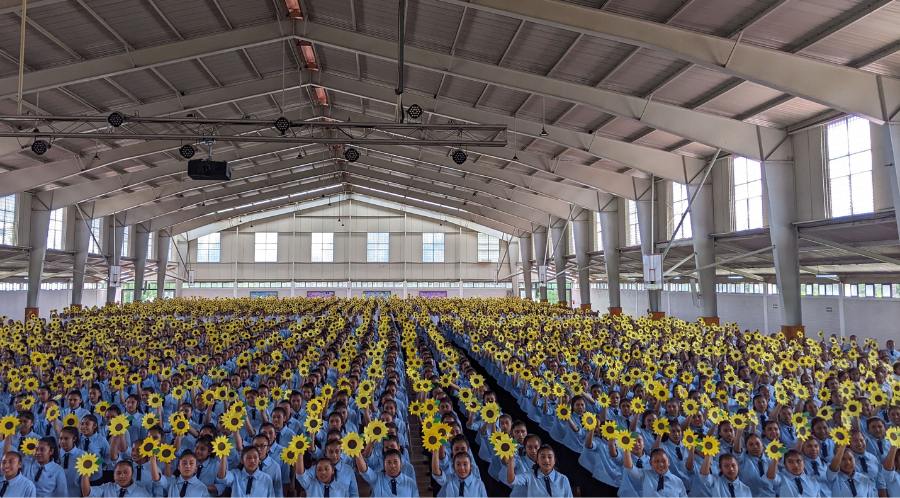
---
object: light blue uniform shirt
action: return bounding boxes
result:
[157,475,210,497]
[0,474,37,498]
[698,473,752,497]
[360,467,419,497]
[216,468,275,497]
[625,468,686,497]
[826,469,877,497]
[770,470,821,498]
[295,468,351,498]
[86,482,153,497]
[58,447,85,497]
[507,468,573,498]
[22,459,67,497]
[433,471,487,498]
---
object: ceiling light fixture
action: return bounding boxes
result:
[451,149,467,165]
[179,144,196,159]
[344,147,360,162]
[107,112,125,128]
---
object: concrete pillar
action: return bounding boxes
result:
[507,238,521,298]
[550,217,568,306]
[105,215,125,304]
[25,198,51,318]
[636,199,662,315]
[519,234,533,300]
[687,183,718,322]
[883,123,900,239]
[70,209,91,308]
[572,210,592,310]
[599,209,621,314]
[132,227,150,302]
[156,233,171,300]
[533,227,549,302]
[762,159,803,337]
[174,237,187,298]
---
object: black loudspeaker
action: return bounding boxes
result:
[187,159,231,180]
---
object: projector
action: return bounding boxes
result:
[187,159,231,180]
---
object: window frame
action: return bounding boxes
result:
[197,232,221,263]
[477,233,500,262]
[311,232,334,263]
[826,116,873,218]
[732,156,763,231]
[366,232,389,263]
[254,232,278,262]
[422,232,445,263]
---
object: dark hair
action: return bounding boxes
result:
[38,436,59,462]
[649,448,668,460]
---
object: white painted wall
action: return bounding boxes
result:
[0,289,107,321]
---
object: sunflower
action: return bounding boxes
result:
[581,412,597,431]
[887,426,900,448]
[220,411,243,433]
[288,434,310,454]
[651,418,669,436]
[75,453,99,477]
[699,435,720,457]
[830,426,850,446]
[791,412,807,427]
[683,428,698,449]
[422,427,444,453]
[304,416,322,435]
[682,399,699,416]
[492,432,517,461]
[254,397,269,412]
[109,415,130,436]
[629,397,644,414]
[556,404,572,422]
[731,413,748,430]
[169,414,190,436]
[147,393,163,409]
[591,419,612,437]
[596,393,610,408]
[212,435,232,459]
[0,415,17,437]
[341,432,365,458]
[844,400,861,417]
[20,437,38,455]
[62,413,79,428]
[364,420,389,444]
[795,424,810,442]
[139,438,158,458]
[481,402,500,424]
[280,447,300,465]
[157,444,176,463]
[615,431,636,452]
[766,440,785,460]
[142,413,159,430]
[44,405,60,421]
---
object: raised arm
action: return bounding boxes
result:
[700,454,712,476]
[430,448,442,477]
[829,444,846,473]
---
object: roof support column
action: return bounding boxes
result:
[636,199,661,315]
[886,123,900,240]
[156,232,171,300]
[507,238,521,298]
[550,217,569,307]
[70,208,90,308]
[572,209,593,310]
[25,198,51,318]
[519,234,533,300]
[687,183,718,323]
[105,215,125,305]
[599,208,621,314]
[132,226,150,302]
[174,237,187,298]
[533,227,549,302]
[763,159,803,338]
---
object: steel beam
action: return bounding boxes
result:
[798,232,900,267]
[440,0,900,123]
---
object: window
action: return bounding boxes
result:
[595,213,603,251]
[88,218,102,254]
[197,232,221,263]
[422,233,444,262]
[477,233,500,262]
[627,200,641,246]
[255,232,278,262]
[147,232,154,259]
[733,157,763,231]
[47,208,64,250]
[671,182,692,239]
[0,195,16,246]
[121,226,129,257]
[367,232,389,262]
[311,232,334,262]
[827,116,873,217]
